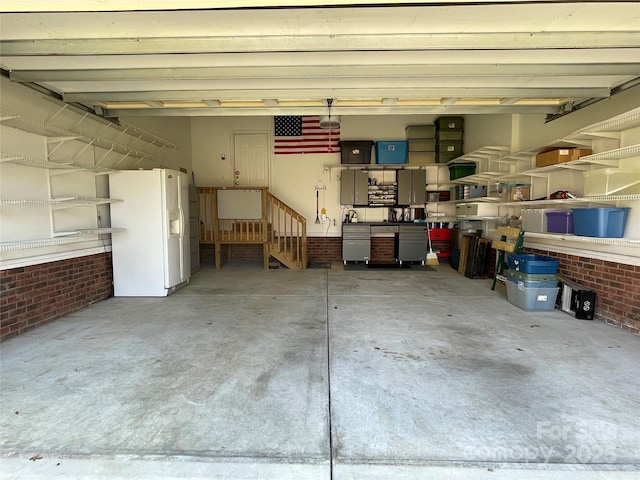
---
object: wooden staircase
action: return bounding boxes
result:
[197,187,307,269]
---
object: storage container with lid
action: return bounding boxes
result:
[448,162,475,180]
[339,140,374,164]
[507,254,560,274]
[435,116,464,131]
[374,141,407,164]
[506,280,560,312]
[571,207,630,238]
[545,211,574,234]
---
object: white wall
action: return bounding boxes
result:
[515,85,640,151]
[0,78,192,268]
[120,115,192,173]
[188,93,640,240]
[191,114,466,236]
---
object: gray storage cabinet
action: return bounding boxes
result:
[189,185,200,273]
[340,169,369,206]
[342,224,371,264]
[397,169,426,205]
[398,224,427,264]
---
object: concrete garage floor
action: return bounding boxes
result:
[1,263,639,479]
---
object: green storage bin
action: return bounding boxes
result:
[436,116,464,131]
[437,140,463,155]
[437,130,464,141]
[449,162,476,180]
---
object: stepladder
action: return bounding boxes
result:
[491,226,525,290]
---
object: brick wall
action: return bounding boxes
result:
[0,253,113,342]
[370,238,396,264]
[308,237,342,262]
[526,248,640,335]
[199,243,263,266]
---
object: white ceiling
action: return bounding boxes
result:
[1,1,639,119]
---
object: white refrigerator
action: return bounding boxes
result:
[109,169,191,296]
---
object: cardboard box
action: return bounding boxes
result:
[535,148,592,168]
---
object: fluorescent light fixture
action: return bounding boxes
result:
[453,98,502,105]
[218,100,269,107]
[95,101,152,109]
[334,99,383,106]
[511,98,569,105]
[394,99,441,106]
[276,100,326,107]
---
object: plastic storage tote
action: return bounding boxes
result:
[408,138,436,152]
[437,140,463,155]
[571,207,630,238]
[506,269,558,289]
[583,169,640,196]
[435,116,464,131]
[375,141,408,164]
[339,140,373,164]
[448,162,476,180]
[506,280,560,312]
[507,254,560,274]
[436,130,464,141]
[545,211,574,234]
[522,208,554,233]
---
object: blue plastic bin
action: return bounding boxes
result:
[506,269,558,289]
[375,141,408,164]
[507,254,560,274]
[571,207,630,238]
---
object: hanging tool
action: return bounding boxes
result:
[315,189,320,224]
[321,186,326,221]
[425,222,439,266]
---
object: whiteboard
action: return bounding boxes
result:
[217,189,262,219]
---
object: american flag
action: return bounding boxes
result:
[273,116,340,154]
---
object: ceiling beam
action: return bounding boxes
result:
[10,64,640,82]
[61,87,610,103]
[2,32,639,56]
[3,49,639,69]
[0,1,588,13]
[101,104,562,117]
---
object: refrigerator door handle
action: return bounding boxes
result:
[179,206,186,281]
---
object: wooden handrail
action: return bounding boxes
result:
[266,191,307,269]
[197,187,306,269]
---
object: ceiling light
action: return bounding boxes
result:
[394,99,441,106]
[276,100,326,107]
[95,101,152,109]
[334,99,384,106]
[218,100,269,107]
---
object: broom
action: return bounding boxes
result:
[425,222,440,266]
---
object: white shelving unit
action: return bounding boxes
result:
[0,106,176,261]
[444,108,640,261]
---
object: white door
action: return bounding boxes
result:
[233,133,269,187]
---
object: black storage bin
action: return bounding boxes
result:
[339,140,374,164]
